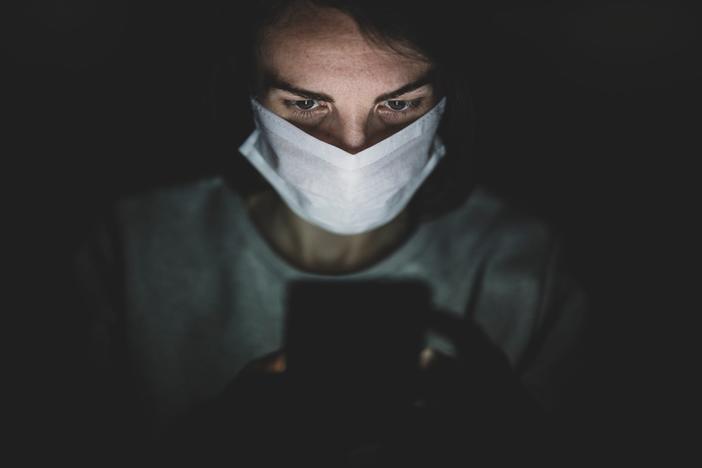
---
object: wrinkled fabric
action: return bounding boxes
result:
[72,177,588,449]
[238,97,446,234]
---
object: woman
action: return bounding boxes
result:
[72,1,588,465]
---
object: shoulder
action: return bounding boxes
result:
[434,185,562,264]
[76,176,248,264]
[102,176,254,243]
[113,177,234,226]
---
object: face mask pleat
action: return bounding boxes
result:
[239,97,448,235]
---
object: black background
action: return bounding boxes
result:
[5,0,699,463]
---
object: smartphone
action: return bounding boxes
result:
[283,280,431,404]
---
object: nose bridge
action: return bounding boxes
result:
[335,108,371,154]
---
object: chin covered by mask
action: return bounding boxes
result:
[238,97,447,235]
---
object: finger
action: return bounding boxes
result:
[245,349,287,374]
[418,347,435,370]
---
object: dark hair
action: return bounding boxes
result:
[213,0,479,221]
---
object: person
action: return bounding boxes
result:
[70,0,588,465]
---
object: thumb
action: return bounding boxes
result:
[244,349,287,374]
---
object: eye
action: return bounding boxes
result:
[282,99,327,120]
[290,99,320,111]
[377,98,424,121]
[385,100,412,111]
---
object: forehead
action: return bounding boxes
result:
[258,7,431,93]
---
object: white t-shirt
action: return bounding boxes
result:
[73,176,587,449]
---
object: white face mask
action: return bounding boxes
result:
[238,97,447,235]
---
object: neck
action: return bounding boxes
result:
[246,191,413,274]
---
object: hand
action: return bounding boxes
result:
[235,346,455,453]
[240,349,287,375]
[237,345,460,419]
[240,345,446,376]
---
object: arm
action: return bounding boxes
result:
[517,236,590,416]
[68,214,148,461]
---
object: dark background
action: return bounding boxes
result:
[5,0,699,462]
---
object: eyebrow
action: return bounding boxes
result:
[264,69,435,104]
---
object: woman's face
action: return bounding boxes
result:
[257,7,438,154]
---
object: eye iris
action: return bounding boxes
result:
[295,100,316,110]
[387,100,408,111]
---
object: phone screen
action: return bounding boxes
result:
[284,280,431,402]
